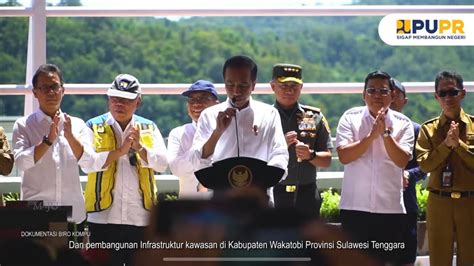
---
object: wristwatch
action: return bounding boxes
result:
[383,128,392,138]
[42,135,53,146]
[308,149,316,161]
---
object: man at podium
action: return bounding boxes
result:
[192,55,288,203]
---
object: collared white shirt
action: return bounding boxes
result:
[335,106,414,214]
[192,98,289,204]
[79,113,168,226]
[13,109,87,223]
[193,98,288,171]
[167,121,201,198]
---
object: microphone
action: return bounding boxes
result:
[230,97,240,157]
[128,148,137,166]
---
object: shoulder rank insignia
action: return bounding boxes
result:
[301,104,320,113]
[322,116,331,134]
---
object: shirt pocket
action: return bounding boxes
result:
[140,130,154,149]
[466,134,474,151]
[94,134,115,152]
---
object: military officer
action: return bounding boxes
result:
[0,126,14,205]
[416,70,474,266]
[271,63,333,218]
[0,126,14,176]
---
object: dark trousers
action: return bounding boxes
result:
[88,222,145,266]
[340,209,406,264]
[273,182,321,219]
[400,212,418,264]
[68,221,86,244]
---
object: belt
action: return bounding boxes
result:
[430,190,474,199]
[281,182,316,193]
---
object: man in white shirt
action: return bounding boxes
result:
[192,55,288,202]
[13,64,87,224]
[80,74,168,266]
[168,80,218,198]
[335,70,414,264]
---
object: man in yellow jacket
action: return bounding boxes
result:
[416,70,474,266]
[80,74,168,266]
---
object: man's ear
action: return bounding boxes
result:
[32,89,38,99]
[270,80,276,92]
[136,97,142,108]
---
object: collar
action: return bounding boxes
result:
[439,108,468,126]
[362,106,373,120]
[225,96,253,111]
[225,97,263,135]
[274,102,302,121]
[35,109,63,123]
[274,101,300,112]
[362,106,394,127]
[105,112,136,129]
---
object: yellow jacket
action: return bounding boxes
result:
[85,114,157,212]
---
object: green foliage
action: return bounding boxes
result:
[320,188,341,223]
[416,183,428,221]
[1,0,473,138]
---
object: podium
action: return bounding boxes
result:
[194,157,285,190]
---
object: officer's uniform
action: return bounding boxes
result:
[416,108,474,266]
[0,126,14,176]
[273,102,333,218]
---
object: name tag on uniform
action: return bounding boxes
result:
[286,185,296,193]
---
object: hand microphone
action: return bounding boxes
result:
[128,148,137,166]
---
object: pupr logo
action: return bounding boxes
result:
[379,14,473,46]
[396,19,464,34]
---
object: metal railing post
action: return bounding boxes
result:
[24,0,46,116]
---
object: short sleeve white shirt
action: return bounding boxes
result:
[335,106,414,214]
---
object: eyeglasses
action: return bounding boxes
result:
[437,88,462,98]
[36,83,62,93]
[366,87,391,96]
[187,96,215,104]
